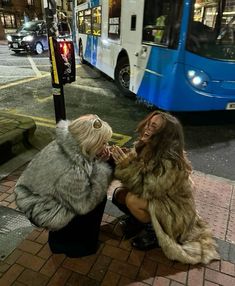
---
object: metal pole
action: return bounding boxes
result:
[44,0,66,123]
[72,0,77,54]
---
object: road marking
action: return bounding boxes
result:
[27,55,42,77]
[33,121,56,128]
[0,64,51,68]
[0,65,81,88]
[7,110,132,146]
[34,95,53,103]
[0,75,38,78]
[0,73,50,90]
[72,83,116,98]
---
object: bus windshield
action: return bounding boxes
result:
[186,0,235,61]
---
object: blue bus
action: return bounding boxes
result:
[75,0,235,111]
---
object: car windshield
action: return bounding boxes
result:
[17,22,42,33]
[186,0,235,61]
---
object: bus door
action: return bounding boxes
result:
[120,0,145,92]
[121,0,145,46]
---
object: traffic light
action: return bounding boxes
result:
[49,37,76,87]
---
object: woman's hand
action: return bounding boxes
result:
[111,146,129,164]
[97,146,111,161]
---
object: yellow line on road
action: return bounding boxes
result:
[8,111,55,124]
[34,95,53,103]
[0,73,50,90]
[7,111,132,146]
[35,121,56,128]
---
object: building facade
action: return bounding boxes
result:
[0,0,73,40]
[0,0,43,38]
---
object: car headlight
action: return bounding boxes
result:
[185,67,210,91]
[22,35,34,42]
[6,35,12,42]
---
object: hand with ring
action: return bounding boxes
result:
[111,145,128,164]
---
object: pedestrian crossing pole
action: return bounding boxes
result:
[44,0,66,123]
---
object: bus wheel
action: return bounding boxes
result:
[79,41,85,64]
[115,58,135,98]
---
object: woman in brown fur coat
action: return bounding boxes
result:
[111,111,220,265]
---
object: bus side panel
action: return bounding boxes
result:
[121,0,145,92]
[184,52,235,96]
[95,0,121,79]
[156,63,235,112]
[136,47,179,107]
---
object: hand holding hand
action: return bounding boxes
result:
[97,146,111,161]
[111,145,129,164]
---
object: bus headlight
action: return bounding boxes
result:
[186,68,210,91]
[22,35,34,42]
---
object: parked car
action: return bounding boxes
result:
[6,20,48,54]
[6,20,71,55]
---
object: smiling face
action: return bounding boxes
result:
[141,114,164,143]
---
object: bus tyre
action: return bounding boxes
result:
[115,58,135,98]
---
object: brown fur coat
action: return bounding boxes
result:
[114,149,220,265]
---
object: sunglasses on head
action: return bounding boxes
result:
[92,117,102,129]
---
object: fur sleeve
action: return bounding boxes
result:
[141,162,188,199]
[114,155,149,196]
[54,162,112,215]
[115,159,188,199]
[15,185,75,231]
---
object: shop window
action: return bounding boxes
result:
[2,0,12,6]
[0,12,16,28]
[27,0,34,5]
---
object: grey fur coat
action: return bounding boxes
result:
[14,120,113,230]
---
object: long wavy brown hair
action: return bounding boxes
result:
[135,111,192,173]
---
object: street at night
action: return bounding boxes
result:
[0,44,235,180]
[0,0,235,284]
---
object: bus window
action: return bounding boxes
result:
[108,0,121,40]
[142,0,182,48]
[84,9,92,35]
[92,6,101,36]
[187,0,235,60]
[78,11,85,34]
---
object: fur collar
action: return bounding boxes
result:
[55,120,92,166]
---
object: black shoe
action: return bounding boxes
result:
[131,224,159,251]
[116,215,145,239]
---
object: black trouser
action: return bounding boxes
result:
[111,187,132,215]
[48,197,107,258]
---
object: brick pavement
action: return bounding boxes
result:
[0,165,235,286]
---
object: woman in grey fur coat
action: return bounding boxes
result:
[14,114,113,257]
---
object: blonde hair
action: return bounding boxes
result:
[68,114,112,158]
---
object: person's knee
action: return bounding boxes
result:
[125,193,136,211]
